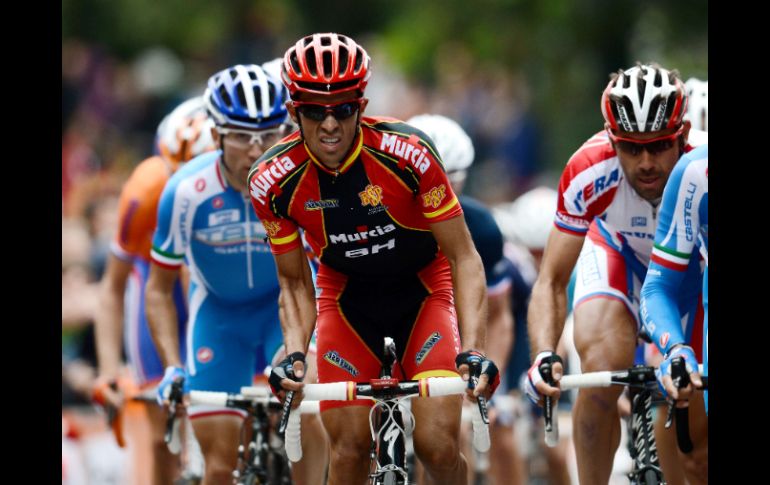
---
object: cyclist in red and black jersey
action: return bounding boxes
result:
[249,33,500,485]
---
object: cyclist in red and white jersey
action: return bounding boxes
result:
[525,63,707,484]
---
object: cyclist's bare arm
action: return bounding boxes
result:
[527,229,584,384]
[430,216,489,389]
[485,285,513,372]
[145,262,184,368]
[94,253,132,381]
[274,246,318,385]
[431,216,487,349]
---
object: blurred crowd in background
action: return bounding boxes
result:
[62,1,706,482]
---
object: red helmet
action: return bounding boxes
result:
[282,33,371,98]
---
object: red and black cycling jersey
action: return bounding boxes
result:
[248,116,463,280]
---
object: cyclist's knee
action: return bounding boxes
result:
[329,441,369,464]
[414,434,461,471]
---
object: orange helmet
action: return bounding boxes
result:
[282,33,371,99]
[156,96,215,166]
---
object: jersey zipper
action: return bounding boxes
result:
[244,195,254,289]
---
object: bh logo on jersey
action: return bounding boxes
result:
[359,184,384,207]
[262,221,281,238]
[422,185,447,209]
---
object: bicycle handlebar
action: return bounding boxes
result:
[546,365,708,453]
[284,376,490,462]
[187,388,320,414]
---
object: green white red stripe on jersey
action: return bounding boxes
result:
[650,244,689,271]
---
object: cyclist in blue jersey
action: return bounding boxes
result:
[641,144,708,411]
[408,114,515,485]
[146,63,327,485]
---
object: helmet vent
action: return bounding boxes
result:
[218,86,233,108]
[338,46,349,72]
[354,48,364,72]
[653,69,663,87]
[320,35,332,46]
[289,52,301,74]
[322,51,333,78]
[236,85,248,108]
[304,49,318,77]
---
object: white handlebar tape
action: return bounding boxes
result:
[284,410,303,462]
[303,382,354,401]
[471,405,491,452]
[167,416,182,454]
[559,372,613,390]
[188,390,229,407]
[422,377,466,397]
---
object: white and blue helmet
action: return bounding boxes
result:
[204,64,290,130]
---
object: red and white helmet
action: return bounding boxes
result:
[601,64,687,133]
[157,96,215,166]
[282,33,371,98]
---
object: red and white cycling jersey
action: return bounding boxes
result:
[554,129,708,265]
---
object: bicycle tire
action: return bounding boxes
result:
[643,468,662,485]
[382,471,398,485]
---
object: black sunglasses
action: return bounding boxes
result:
[293,100,362,122]
[607,126,683,156]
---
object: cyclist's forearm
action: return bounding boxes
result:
[527,278,569,359]
[452,253,488,352]
[94,279,126,378]
[278,279,317,354]
[485,290,513,369]
[640,266,688,355]
[145,286,182,367]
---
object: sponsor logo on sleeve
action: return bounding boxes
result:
[659,332,670,349]
[250,156,297,205]
[421,184,447,209]
[262,220,281,238]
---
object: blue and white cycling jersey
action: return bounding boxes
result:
[640,144,708,410]
[151,151,284,412]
